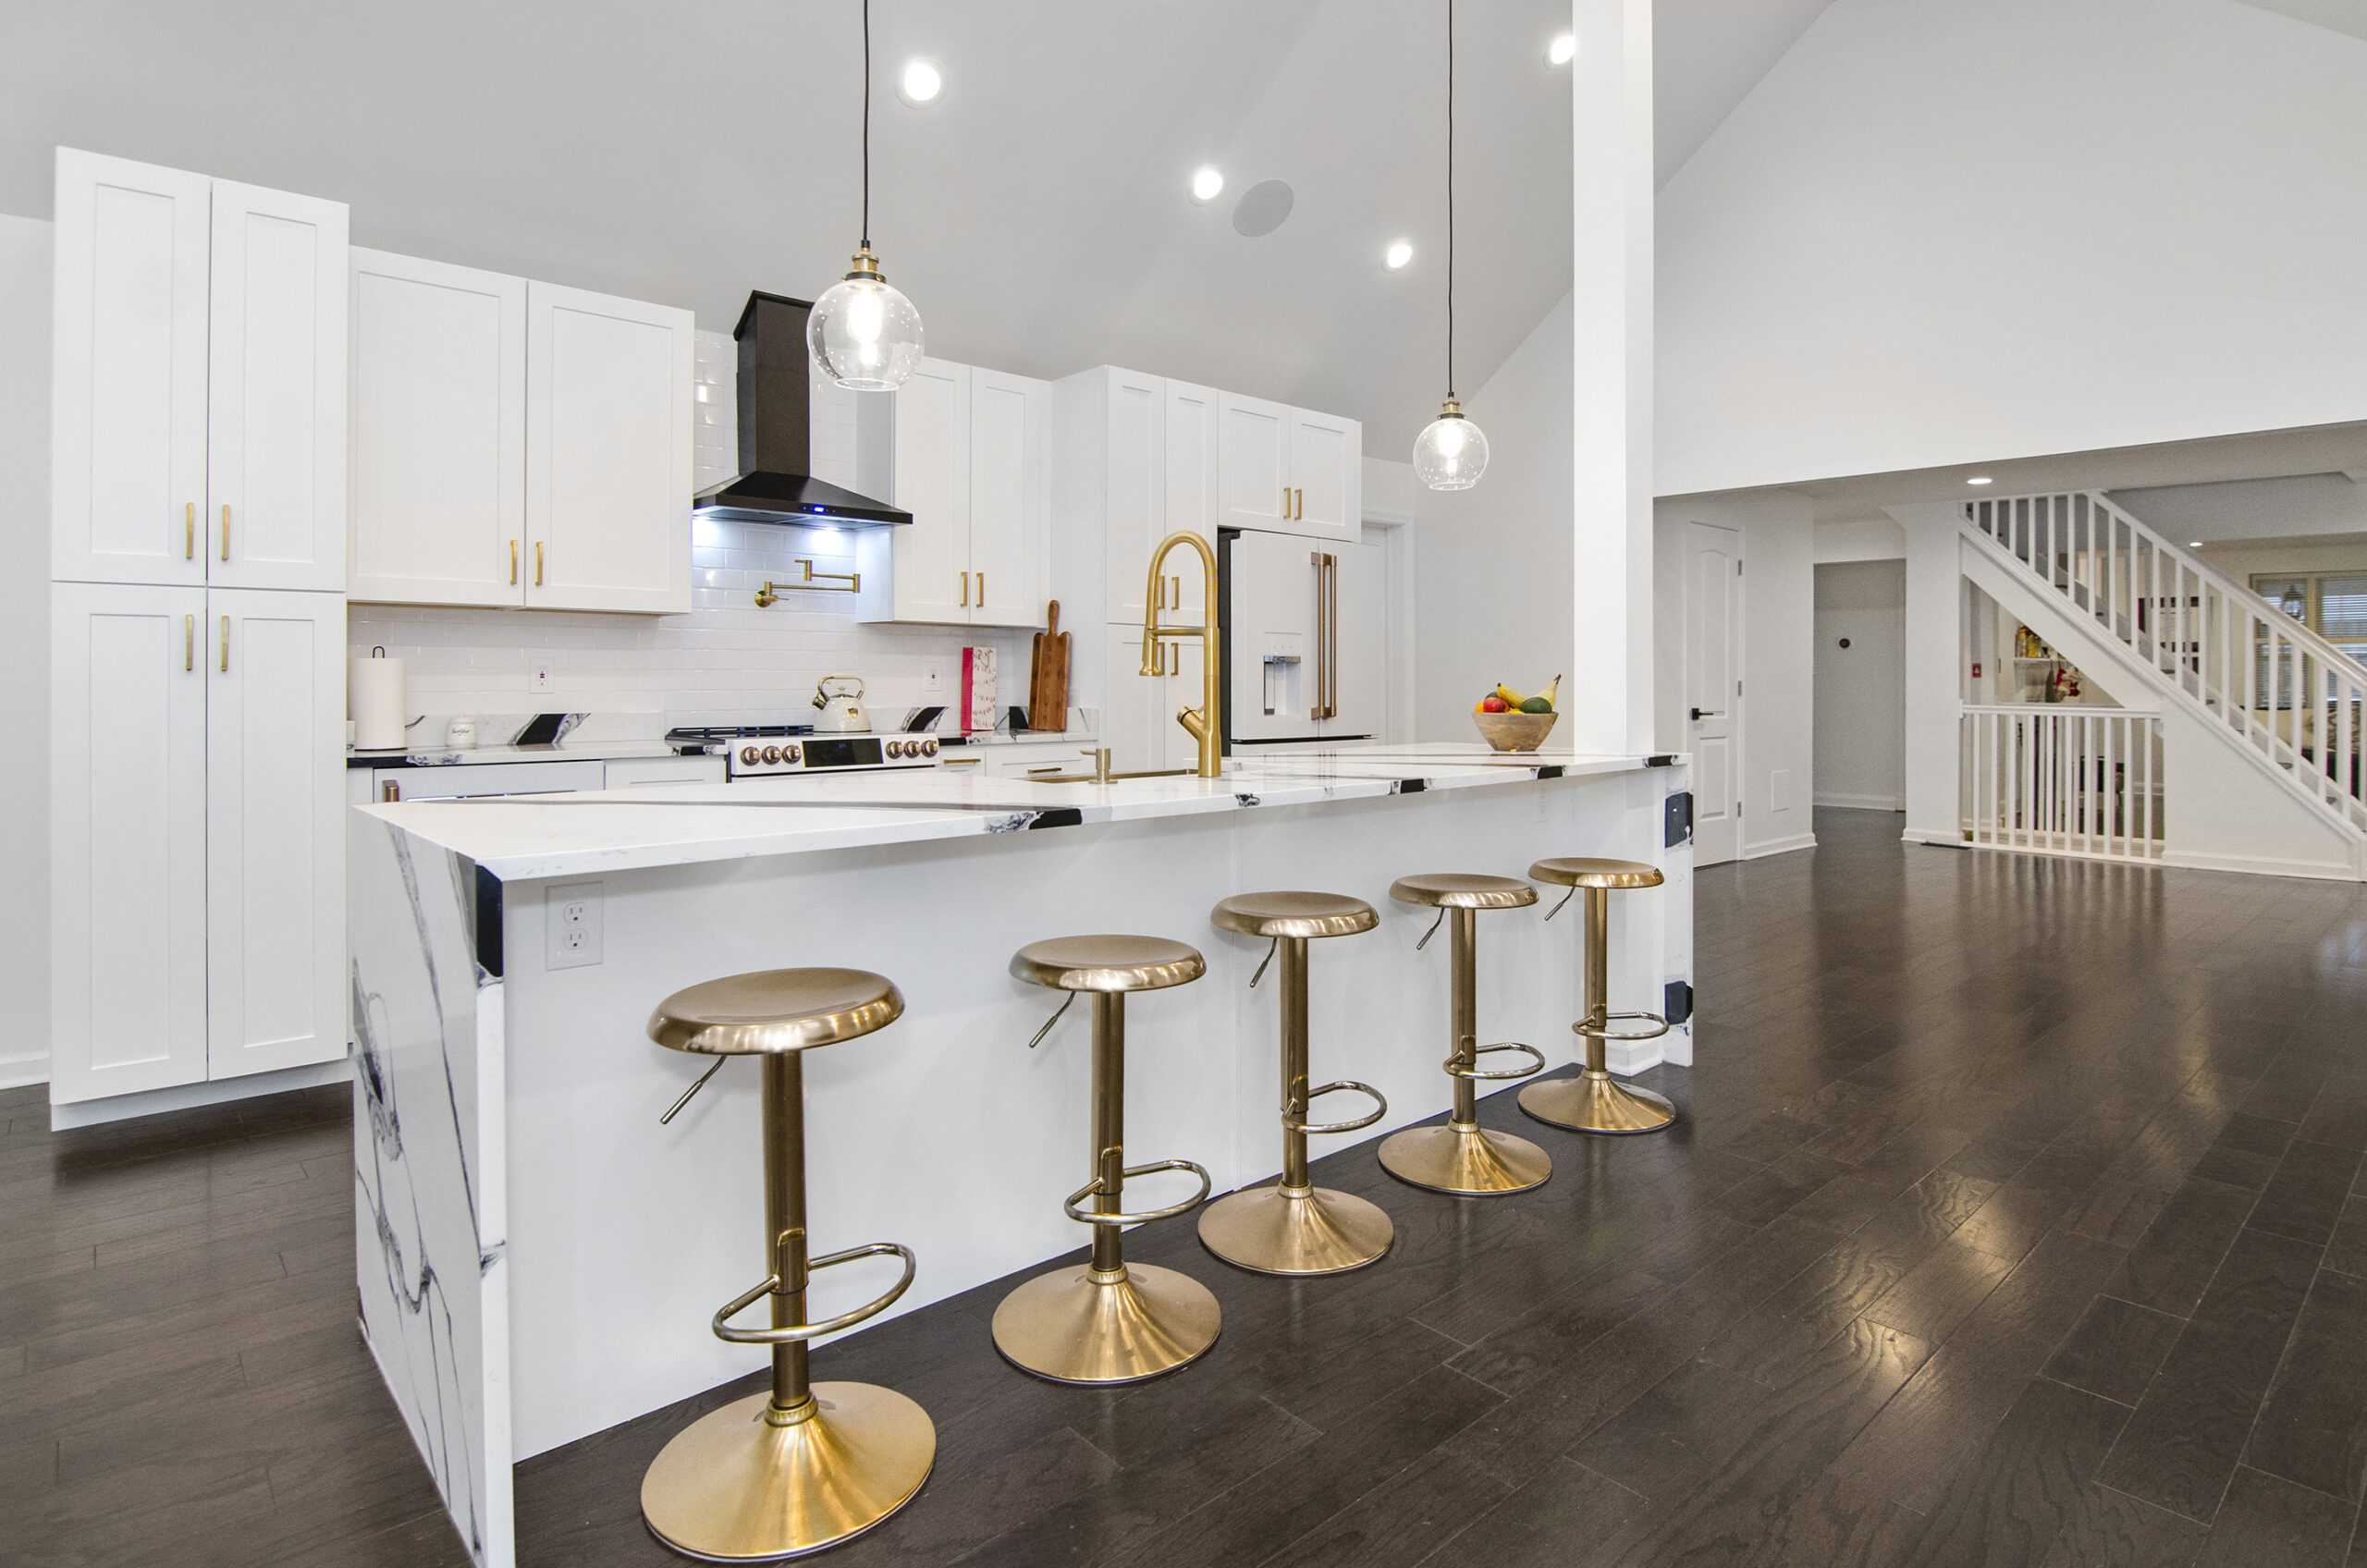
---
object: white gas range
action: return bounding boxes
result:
[664,726,943,781]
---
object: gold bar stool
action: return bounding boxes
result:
[995,936,1221,1384]
[640,969,935,1562]
[1198,893,1393,1275]
[1377,875,1552,1195]
[1519,858,1676,1134]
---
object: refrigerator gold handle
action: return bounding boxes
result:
[219,615,229,673]
[185,502,194,560]
[220,504,230,561]
[184,614,193,671]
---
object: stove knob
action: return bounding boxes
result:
[761,745,780,765]
[740,746,760,766]
[888,741,907,758]
[922,738,938,757]
[783,745,801,765]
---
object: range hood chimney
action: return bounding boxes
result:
[691,291,910,527]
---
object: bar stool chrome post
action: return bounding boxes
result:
[1198,893,1392,1274]
[640,968,935,1562]
[1377,875,1552,1195]
[1519,858,1676,1134]
[995,935,1220,1384]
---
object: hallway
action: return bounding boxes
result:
[3,810,2363,1565]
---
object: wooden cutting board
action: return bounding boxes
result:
[1027,601,1071,731]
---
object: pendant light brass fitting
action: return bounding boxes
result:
[1438,398,1464,419]
[846,243,887,282]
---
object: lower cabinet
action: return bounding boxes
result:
[50,583,347,1105]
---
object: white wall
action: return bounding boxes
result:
[1653,492,1817,857]
[1414,292,1575,741]
[1814,560,1905,810]
[0,215,48,1088]
[1815,518,1907,564]
[1659,0,2367,496]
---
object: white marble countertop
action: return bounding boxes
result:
[354,743,1670,882]
[347,738,691,768]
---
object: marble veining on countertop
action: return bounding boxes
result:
[355,743,1672,883]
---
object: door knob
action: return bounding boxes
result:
[1690,707,1724,721]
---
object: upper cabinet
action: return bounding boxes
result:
[856,355,1047,628]
[346,254,693,612]
[1213,390,1358,545]
[51,149,348,591]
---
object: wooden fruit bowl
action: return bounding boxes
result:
[1474,710,1559,752]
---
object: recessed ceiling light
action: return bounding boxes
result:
[1189,165,1224,203]
[1384,239,1413,270]
[1548,32,1577,65]
[896,57,943,108]
[1966,476,1993,485]
[2189,540,2205,547]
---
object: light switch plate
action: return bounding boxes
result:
[531,660,556,692]
[546,880,602,969]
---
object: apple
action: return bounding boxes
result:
[1480,695,1509,713]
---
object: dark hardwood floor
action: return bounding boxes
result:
[6,807,2366,1566]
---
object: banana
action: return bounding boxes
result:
[1495,682,1527,708]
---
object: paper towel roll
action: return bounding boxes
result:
[350,653,407,749]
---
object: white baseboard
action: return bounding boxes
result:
[0,1050,49,1092]
[1813,792,1903,811]
[2160,848,2366,884]
[1900,827,1963,848]
[1743,832,1818,861]
[49,1054,353,1130]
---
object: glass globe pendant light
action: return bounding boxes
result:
[1413,0,1488,490]
[810,0,924,390]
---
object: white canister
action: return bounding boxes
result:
[446,716,479,750]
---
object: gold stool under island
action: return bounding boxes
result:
[1377,875,1553,1196]
[1197,893,1393,1275]
[995,935,1221,1384]
[1518,858,1677,1134]
[640,968,935,1562]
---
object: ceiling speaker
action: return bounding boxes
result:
[1232,179,1295,238]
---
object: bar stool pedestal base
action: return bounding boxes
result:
[1197,1183,1392,1275]
[1519,1071,1676,1134]
[1378,1122,1551,1195]
[991,1263,1220,1384]
[640,1382,936,1562]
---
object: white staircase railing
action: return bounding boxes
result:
[1961,705,2165,863]
[1963,491,2366,837]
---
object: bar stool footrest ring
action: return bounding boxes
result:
[710,1241,917,1345]
[1445,1042,1547,1082]
[1282,1079,1388,1135]
[1061,1159,1214,1227]
[1575,1011,1672,1044]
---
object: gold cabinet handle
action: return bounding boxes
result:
[220,503,230,561]
[382,779,401,802]
[218,615,229,672]
[1282,485,1289,518]
[1171,574,1182,607]
[184,614,193,671]
[535,540,544,586]
[1154,577,1164,611]
[185,502,194,560]
[977,570,986,605]
[509,539,519,585]
[960,570,969,607]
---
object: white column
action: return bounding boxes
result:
[1570,0,1655,755]
[1895,504,1965,842]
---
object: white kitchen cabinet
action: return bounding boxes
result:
[347,249,526,606]
[205,589,346,1080]
[50,149,347,591]
[49,583,210,1102]
[1217,390,1293,533]
[525,280,693,613]
[206,182,349,592]
[1286,407,1360,544]
[604,755,725,789]
[858,356,1048,628]
[1101,622,1205,776]
[374,760,608,802]
[1162,381,1219,619]
[1051,366,1163,626]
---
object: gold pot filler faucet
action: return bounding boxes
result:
[1142,531,1224,778]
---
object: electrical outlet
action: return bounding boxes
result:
[531,660,556,692]
[546,880,602,969]
[921,661,944,696]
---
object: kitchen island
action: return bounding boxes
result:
[348,744,1693,1565]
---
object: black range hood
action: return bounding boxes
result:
[692,290,910,527]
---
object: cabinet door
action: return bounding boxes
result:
[50,150,211,587]
[1162,380,1219,620]
[1287,407,1359,544]
[49,582,209,1103]
[969,368,1047,627]
[1101,370,1165,624]
[1320,536,1385,738]
[878,356,971,623]
[524,281,693,613]
[1099,624,1162,774]
[1216,390,1292,533]
[206,180,348,591]
[348,250,526,606]
[206,589,346,1080]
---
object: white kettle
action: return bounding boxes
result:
[811,674,870,732]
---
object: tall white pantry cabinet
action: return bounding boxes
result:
[48,148,350,1109]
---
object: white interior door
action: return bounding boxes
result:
[347,249,526,606]
[1162,380,1219,619]
[524,280,693,612]
[1101,369,1164,624]
[49,149,211,586]
[49,582,210,1103]
[206,179,348,592]
[966,368,1045,627]
[1216,391,1291,533]
[206,589,347,1079]
[880,356,971,623]
[1286,408,1358,544]
[1686,521,1744,865]
[1321,536,1384,737]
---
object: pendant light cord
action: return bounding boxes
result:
[861,0,872,250]
[1445,0,1456,403]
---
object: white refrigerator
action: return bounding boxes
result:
[1226,530,1384,746]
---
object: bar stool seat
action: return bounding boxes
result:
[1520,857,1678,1135]
[640,968,934,1562]
[1199,892,1392,1275]
[1390,873,1539,910]
[995,935,1220,1384]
